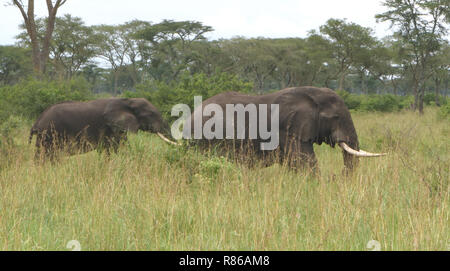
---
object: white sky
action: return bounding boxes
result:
[0,0,393,45]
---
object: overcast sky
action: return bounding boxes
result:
[0,0,393,45]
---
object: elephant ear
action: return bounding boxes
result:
[103,99,140,133]
[275,91,319,143]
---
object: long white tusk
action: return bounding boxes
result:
[339,142,386,157]
[157,132,181,146]
[358,149,386,156]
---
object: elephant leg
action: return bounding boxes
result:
[47,136,62,162]
[98,139,115,156]
[108,140,120,155]
[256,150,277,168]
[103,133,125,155]
[34,134,44,162]
[237,141,276,169]
[42,141,57,162]
[300,142,318,170]
[282,141,318,172]
[35,133,56,162]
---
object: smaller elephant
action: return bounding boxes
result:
[29,98,178,160]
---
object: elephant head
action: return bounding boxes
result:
[304,88,385,170]
[277,87,384,170]
[103,98,179,145]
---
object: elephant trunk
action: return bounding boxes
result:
[341,140,360,171]
[343,147,359,171]
[329,112,384,171]
[336,130,386,171]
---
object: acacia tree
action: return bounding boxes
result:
[187,40,235,76]
[304,32,335,88]
[376,0,449,113]
[93,24,132,95]
[11,0,68,75]
[16,14,97,79]
[353,41,394,94]
[269,38,308,89]
[121,20,151,85]
[319,19,378,91]
[429,42,450,105]
[93,21,153,94]
[49,15,96,79]
[221,38,278,92]
[136,20,213,82]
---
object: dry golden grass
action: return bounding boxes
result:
[0,108,448,250]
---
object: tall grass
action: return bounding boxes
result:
[0,108,448,250]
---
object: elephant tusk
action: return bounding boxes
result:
[357,149,387,156]
[157,132,181,146]
[339,142,386,157]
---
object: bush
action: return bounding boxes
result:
[123,72,253,121]
[337,90,416,112]
[0,115,26,169]
[360,94,401,112]
[424,93,448,106]
[198,156,238,180]
[0,115,23,145]
[0,77,93,120]
[437,103,450,119]
[336,90,362,110]
[398,95,415,110]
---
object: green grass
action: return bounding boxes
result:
[0,108,448,250]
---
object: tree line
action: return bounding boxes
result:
[1,0,449,114]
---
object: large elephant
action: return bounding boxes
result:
[185,86,385,171]
[29,98,178,160]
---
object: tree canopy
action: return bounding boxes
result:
[2,0,449,112]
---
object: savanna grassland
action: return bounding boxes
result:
[0,108,448,250]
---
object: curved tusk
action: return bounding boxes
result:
[157,132,181,146]
[339,142,386,157]
[358,149,387,156]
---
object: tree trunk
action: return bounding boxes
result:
[113,71,118,96]
[360,70,367,94]
[391,77,398,96]
[413,79,419,112]
[12,0,67,76]
[444,80,449,100]
[434,78,441,106]
[418,89,424,114]
[338,72,346,90]
[40,10,57,74]
[130,61,139,87]
[412,67,427,114]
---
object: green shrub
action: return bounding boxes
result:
[0,77,93,120]
[0,115,23,144]
[336,90,362,110]
[437,103,450,119]
[398,95,415,110]
[123,72,253,121]
[337,90,415,112]
[424,93,448,106]
[198,156,237,180]
[360,94,401,112]
[0,115,27,169]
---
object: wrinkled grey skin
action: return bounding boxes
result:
[29,98,170,160]
[187,86,360,171]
